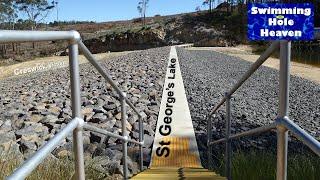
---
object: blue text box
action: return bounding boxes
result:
[248,3,314,40]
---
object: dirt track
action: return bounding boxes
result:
[188,46,320,84]
[0,51,132,80]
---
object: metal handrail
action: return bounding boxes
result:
[207,40,320,180]
[210,118,320,156]
[208,41,280,116]
[78,41,142,116]
[277,117,320,156]
[210,123,277,145]
[2,30,145,180]
[84,123,144,146]
[0,30,80,43]
[78,41,145,178]
[7,118,81,179]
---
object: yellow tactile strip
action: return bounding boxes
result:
[131,168,226,180]
[151,137,202,168]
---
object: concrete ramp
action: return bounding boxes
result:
[150,46,202,168]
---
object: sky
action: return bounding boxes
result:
[44,0,208,23]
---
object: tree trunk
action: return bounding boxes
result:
[143,0,146,26]
[227,0,230,13]
[231,0,234,13]
[3,45,5,55]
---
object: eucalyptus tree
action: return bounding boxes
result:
[203,0,214,13]
[137,0,149,26]
[14,0,55,30]
[0,0,17,29]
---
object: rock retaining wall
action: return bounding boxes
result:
[0,47,169,177]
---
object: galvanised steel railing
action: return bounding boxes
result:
[206,40,320,180]
[1,30,145,180]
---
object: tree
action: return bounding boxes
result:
[137,0,149,26]
[14,0,55,30]
[195,6,201,12]
[51,0,59,21]
[0,0,17,29]
[203,0,214,13]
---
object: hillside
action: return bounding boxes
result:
[1,3,319,66]
[0,10,243,65]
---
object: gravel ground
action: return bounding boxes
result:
[177,48,320,166]
[0,47,169,177]
[1,46,319,176]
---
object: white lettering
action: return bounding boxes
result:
[14,68,20,75]
[268,18,277,26]
[12,61,67,76]
[260,29,302,37]
[251,7,312,16]
[261,29,269,37]
[251,7,258,14]
[268,18,295,26]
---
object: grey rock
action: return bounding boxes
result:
[144,134,153,148]
[16,122,49,141]
[41,114,60,124]
[115,112,121,120]
[103,102,117,111]
[90,132,105,144]
[0,47,169,168]
[90,113,107,123]
[0,120,12,133]
[19,139,37,153]
[0,131,16,151]
[82,107,94,121]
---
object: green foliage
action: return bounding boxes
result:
[137,0,149,16]
[213,151,320,180]
[137,0,149,26]
[140,25,151,31]
[48,20,96,26]
[202,0,214,12]
[14,0,55,29]
[0,0,17,23]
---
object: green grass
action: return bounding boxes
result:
[212,151,320,180]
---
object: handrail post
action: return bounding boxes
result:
[121,93,128,179]
[276,40,291,180]
[225,92,232,180]
[139,114,144,171]
[69,42,85,180]
[207,114,213,170]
